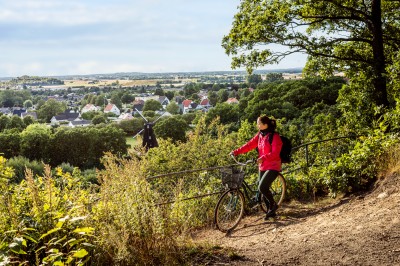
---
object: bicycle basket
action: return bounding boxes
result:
[220,166,244,189]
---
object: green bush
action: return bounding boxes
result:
[6,156,44,183]
[0,163,94,265]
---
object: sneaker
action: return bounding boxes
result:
[264,203,278,220]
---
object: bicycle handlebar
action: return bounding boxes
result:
[230,154,254,166]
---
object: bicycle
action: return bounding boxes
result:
[214,155,286,232]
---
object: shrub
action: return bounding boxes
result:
[6,156,44,183]
[0,163,94,265]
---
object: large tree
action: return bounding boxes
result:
[223,0,400,108]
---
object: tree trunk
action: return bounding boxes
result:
[371,0,389,108]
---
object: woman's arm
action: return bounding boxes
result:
[232,133,259,156]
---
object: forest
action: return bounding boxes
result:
[2,0,400,265]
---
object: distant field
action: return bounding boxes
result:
[59,78,196,88]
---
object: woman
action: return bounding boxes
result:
[230,115,283,219]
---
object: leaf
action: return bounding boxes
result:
[53,261,65,266]
[73,249,88,258]
[39,228,62,240]
[70,216,87,223]
[73,227,94,235]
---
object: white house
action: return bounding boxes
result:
[68,120,92,128]
[51,110,80,125]
[81,104,100,113]
[104,104,120,116]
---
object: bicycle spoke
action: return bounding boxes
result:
[214,189,244,232]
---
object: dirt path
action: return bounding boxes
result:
[192,174,400,265]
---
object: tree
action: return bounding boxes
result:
[23,100,33,109]
[154,88,165,96]
[37,99,67,122]
[217,89,229,103]
[0,115,10,132]
[143,99,162,111]
[165,91,175,100]
[92,114,107,125]
[223,0,400,109]
[8,115,25,131]
[205,103,240,125]
[247,74,262,85]
[121,93,135,105]
[265,73,284,83]
[153,116,188,143]
[111,93,123,109]
[165,101,180,115]
[207,91,218,106]
[0,129,21,158]
[20,124,52,162]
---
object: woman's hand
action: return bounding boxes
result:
[257,157,263,164]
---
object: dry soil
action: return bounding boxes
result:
[192,173,400,265]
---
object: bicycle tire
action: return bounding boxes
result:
[214,189,245,232]
[260,174,286,213]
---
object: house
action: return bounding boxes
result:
[51,110,80,125]
[132,100,145,114]
[81,104,100,113]
[12,108,26,117]
[226,98,239,104]
[21,112,38,120]
[158,96,170,108]
[181,99,193,113]
[104,104,120,116]
[68,120,91,128]
[0,108,11,116]
[199,98,212,109]
[118,113,134,120]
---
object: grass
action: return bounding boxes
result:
[126,136,139,149]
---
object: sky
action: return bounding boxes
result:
[0,0,307,78]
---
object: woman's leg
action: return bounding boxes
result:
[259,170,279,217]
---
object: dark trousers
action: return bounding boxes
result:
[258,170,279,205]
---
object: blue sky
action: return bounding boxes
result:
[0,0,307,77]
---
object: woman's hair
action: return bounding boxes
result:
[258,115,276,132]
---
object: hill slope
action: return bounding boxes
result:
[193,173,400,265]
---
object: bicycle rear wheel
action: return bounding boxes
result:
[214,189,245,232]
[260,174,286,213]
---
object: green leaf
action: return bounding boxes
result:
[22,234,38,243]
[73,249,88,258]
[53,261,65,266]
[39,228,62,240]
[73,227,94,235]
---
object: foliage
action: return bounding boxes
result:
[20,124,52,162]
[322,132,399,197]
[204,103,240,132]
[37,99,67,123]
[0,129,21,158]
[153,116,189,143]
[223,0,400,108]
[49,125,128,169]
[0,162,94,265]
[165,101,180,115]
[5,156,44,183]
[92,153,183,265]
[118,117,144,136]
[143,99,162,111]
[242,77,345,132]
[91,114,107,125]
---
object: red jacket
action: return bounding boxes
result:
[233,132,283,171]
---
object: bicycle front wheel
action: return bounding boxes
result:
[214,189,245,232]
